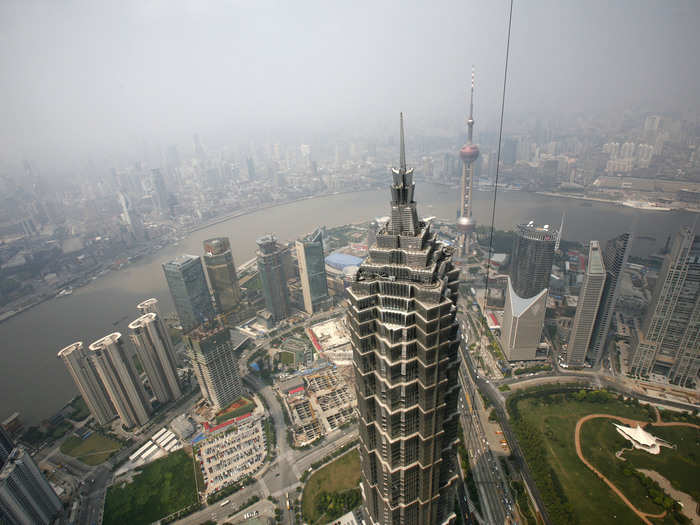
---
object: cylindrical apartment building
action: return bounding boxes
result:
[58,342,116,426]
[137,297,161,316]
[510,222,557,299]
[129,313,182,405]
[88,333,152,428]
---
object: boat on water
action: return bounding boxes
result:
[56,288,73,298]
[621,200,672,212]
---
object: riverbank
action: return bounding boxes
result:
[186,187,381,235]
[536,190,700,213]
[0,188,382,327]
[2,183,693,425]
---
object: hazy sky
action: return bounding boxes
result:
[1,0,698,170]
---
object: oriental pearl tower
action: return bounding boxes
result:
[457,67,480,257]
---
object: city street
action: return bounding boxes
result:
[174,365,357,525]
[458,327,513,524]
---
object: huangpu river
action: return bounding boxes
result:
[1,183,695,423]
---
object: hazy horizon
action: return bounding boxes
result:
[1,0,699,172]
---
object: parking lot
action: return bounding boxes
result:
[196,416,266,495]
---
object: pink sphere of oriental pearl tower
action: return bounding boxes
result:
[458,67,479,254]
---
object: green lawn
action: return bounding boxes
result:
[509,389,651,525]
[625,425,700,504]
[60,432,122,466]
[580,418,664,515]
[103,449,198,525]
[302,449,361,524]
[68,396,90,421]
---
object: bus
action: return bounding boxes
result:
[220,499,230,507]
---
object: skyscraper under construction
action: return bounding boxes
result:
[349,114,461,525]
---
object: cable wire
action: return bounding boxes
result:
[483,0,514,315]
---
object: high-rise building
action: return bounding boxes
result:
[510,222,557,299]
[457,68,480,257]
[136,298,177,364]
[501,282,548,361]
[58,342,117,426]
[566,242,606,367]
[296,229,330,314]
[129,313,182,405]
[246,157,256,180]
[88,333,152,428]
[0,448,62,525]
[202,238,242,317]
[587,232,632,365]
[151,168,169,217]
[137,297,162,317]
[117,191,144,242]
[501,222,557,361]
[185,319,243,411]
[630,225,700,387]
[349,115,461,525]
[256,235,291,323]
[163,255,216,333]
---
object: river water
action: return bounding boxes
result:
[1,183,695,423]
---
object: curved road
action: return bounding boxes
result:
[574,413,699,525]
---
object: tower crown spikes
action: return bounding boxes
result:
[399,112,406,173]
[391,113,414,183]
[388,113,418,235]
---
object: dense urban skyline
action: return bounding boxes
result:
[0,3,699,525]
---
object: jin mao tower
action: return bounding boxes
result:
[349,115,461,525]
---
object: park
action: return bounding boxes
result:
[507,387,699,525]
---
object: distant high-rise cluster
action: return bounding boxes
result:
[0,427,62,525]
[631,225,700,387]
[350,115,461,525]
[603,141,654,172]
[501,222,556,361]
[58,298,182,429]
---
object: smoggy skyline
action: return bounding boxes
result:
[1,0,699,170]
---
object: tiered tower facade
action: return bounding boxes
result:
[349,115,461,525]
